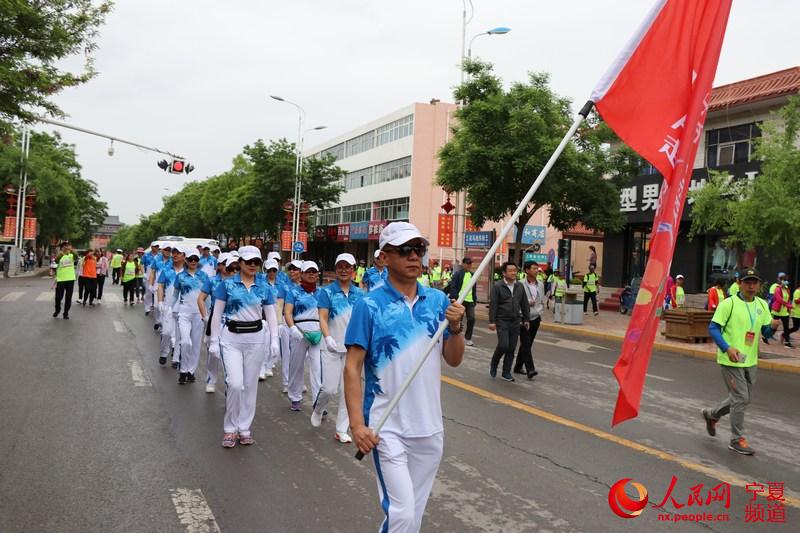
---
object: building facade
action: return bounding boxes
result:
[601,67,800,293]
[89,215,122,250]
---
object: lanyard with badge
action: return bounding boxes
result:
[743,299,756,352]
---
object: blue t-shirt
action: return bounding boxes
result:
[286,284,322,332]
[317,281,364,350]
[158,266,184,311]
[362,266,388,291]
[277,279,299,300]
[141,251,158,271]
[201,273,224,311]
[173,269,210,315]
[345,279,450,437]
[153,254,173,277]
[213,274,276,343]
[199,255,217,278]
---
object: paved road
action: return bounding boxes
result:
[1,275,797,532]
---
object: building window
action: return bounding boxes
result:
[705,123,761,168]
[344,167,375,190]
[341,202,371,223]
[345,130,375,158]
[374,156,412,184]
[322,143,345,161]
[374,197,410,221]
[375,115,414,147]
[316,207,341,226]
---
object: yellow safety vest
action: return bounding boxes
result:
[792,289,800,318]
[430,266,442,282]
[461,272,474,303]
[583,273,598,293]
[56,253,77,282]
[122,261,136,283]
[555,279,567,297]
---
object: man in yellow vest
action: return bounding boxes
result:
[582,264,600,315]
[702,268,780,455]
[448,257,477,346]
[728,272,740,297]
[790,283,800,339]
[354,260,366,285]
[111,248,124,285]
[768,273,793,347]
[53,241,77,319]
[430,260,442,289]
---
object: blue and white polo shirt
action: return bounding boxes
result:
[173,269,210,315]
[362,266,388,292]
[213,274,276,344]
[286,284,322,333]
[317,281,364,352]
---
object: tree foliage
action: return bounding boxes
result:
[0,129,107,246]
[110,139,344,250]
[436,60,629,243]
[0,0,113,136]
[689,96,800,256]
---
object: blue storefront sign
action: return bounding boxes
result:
[464,231,493,250]
[523,252,549,264]
[519,225,546,245]
[350,221,369,240]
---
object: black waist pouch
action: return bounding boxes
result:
[226,320,263,333]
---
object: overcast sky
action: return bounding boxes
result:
[37,0,799,226]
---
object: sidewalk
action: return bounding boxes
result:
[474,303,800,374]
[0,267,48,280]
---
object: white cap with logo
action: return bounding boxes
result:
[379,221,429,250]
[238,246,262,262]
[301,260,319,272]
[267,251,281,262]
[289,259,303,270]
[335,253,356,266]
[264,259,279,271]
[184,247,200,259]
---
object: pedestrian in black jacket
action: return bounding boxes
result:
[489,262,530,382]
[448,258,478,346]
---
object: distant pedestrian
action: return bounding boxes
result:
[488,262,530,382]
[135,247,146,302]
[671,274,686,308]
[2,246,10,278]
[417,265,431,287]
[582,264,600,315]
[361,249,388,291]
[111,249,124,284]
[430,259,442,289]
[80,250,97,306]
[53,241,77,319]
[96,249,108,302]
[514,261,543,379]
[728,272,740,297]
[702,268,779,455]
[707,278,726,311]
[448,257,477,346]
[588,245,597,269]
[768,273,793,347]
[75,251,86,303]
[121,252,138,305]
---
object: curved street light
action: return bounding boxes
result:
[468,26,512,59]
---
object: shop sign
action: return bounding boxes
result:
[464,231,492,250]
[518,225,546,245]
[350,221,369,240]
[367,220,387,241]
[280,230,292,251]
[437,214,454,247]
[336,223,350,242]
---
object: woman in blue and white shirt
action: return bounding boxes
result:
[172,249,210,385]
[278,259,303,393]
[209,246,279,448]
[284,261,322,412]
[157,246,185,367]
[198,253,238,393]
[259,258,281,381]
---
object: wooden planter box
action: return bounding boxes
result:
[661,308,714,343]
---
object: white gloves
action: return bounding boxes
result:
[207,338,220,357]
[290,325,304,341]
[324,335,339,353]
[271,336,281,358]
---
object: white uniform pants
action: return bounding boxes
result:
[287,336,320,402]
[280,325,291,387]
[178,313,204,374]
[206,338,221,386]
[373,432,444,533]
[307,342,322,405]
[312,349,349,434]
[171,311,181,363]
[220,340,264,436]
[143,280,155,313]
[159,309,176,358]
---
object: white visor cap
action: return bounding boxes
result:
[379,221,428,250]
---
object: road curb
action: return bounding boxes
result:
[538,322,800,374]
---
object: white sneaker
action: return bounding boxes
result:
[282,385,288,393]
[205,384,216,393]
[334,432,353,444]
[303,385,307,393]
[465,340,475,346]
[310,409,323,428]
[258,371,266,382]
[265,369,274,377]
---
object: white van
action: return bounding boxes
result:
[156,236,220,249]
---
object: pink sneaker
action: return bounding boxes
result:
[222,433,238,448]
[238,434,255,446]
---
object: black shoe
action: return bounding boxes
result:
[513,369,526,375]
[785,342,793,348]
[500,373,515,382]
[701,409,717,437]
[153,323,161,331]
[89,303,94,307]
[178,372,187,384]
[63,315,69,320]
[728,438,754,455]
[489,367,497,378]
[527,371,538,380]
[762,336,769,345]
[187,372,196,383]
[145,311,150,316]
[158,356,167,365]
[53,311,59,318]
[171,361,179,369]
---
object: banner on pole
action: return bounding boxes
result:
[3,216,15,239]
[280,230,292,251]
[23,217,36,240]
[437,214,454,247]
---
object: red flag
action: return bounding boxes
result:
[591,0,733,426]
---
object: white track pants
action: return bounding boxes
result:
[159,309,175,358]
[312,349,349,434]
[307,343,322,405]
[143,281,155,313]
[372,432,444,533]
[178,313,204,374]
[220,341,264,436]
[280,325,291,387]
[171,312,181,363]
[206,340,221,386]
[288,337,320,402]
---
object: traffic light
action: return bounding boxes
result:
[157,159,194,174]
[558,238,571,259]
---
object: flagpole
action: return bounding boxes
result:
[355,100,595,460]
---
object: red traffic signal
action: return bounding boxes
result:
[158,159,194,174]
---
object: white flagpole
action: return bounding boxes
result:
[355,101,595,460]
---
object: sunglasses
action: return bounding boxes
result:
[186,257,199,262]
[385,244,427,257]
[225,265,240,272]
[267,268,278,273]
[242,258,262,266]
[288,267,300,272]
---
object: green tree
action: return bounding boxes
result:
[437,60,628,244]
[689,96,800,256]
[0,0,113,135]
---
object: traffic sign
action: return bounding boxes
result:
[292,241,305,253]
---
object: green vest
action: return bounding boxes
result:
[728,282,739,297]
[430,266,442,281]
[537,272,546,283]
[675,286,686,307]
[355,266,365,283]
[417,274,430,287]
[712,295,770,367]
[583,272,598,293]
[111,253,123,268]
[792,289,800,318]
[122,261,136,283]
[769,283,790,316]
[56,253,77,282]
[555,279,567,297]
[461,271,474,303]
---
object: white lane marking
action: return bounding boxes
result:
[36,291,53,301]
[585,361,674,382]
[113,320,126,333]
[537,338,612,352]
[129,360,152,387]
[170,488,220,533]
[0,291,24,302]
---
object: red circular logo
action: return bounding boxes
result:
[608,478,649,518]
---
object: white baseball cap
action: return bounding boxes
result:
[335,253,356,266]
[267,251,281,262]
[374,249,382,259]
[210,244,220,253]
[161,242,173,250]
[676,274,685,280]
[222,253,239,267]
[379,221,428,250]
[264,259,279,271]
[288,259,303,270]
[238,246,262,262]
[184,248,200,259]
[150,241,160,248]
[301,260,319,272]
[229,250,240,258]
